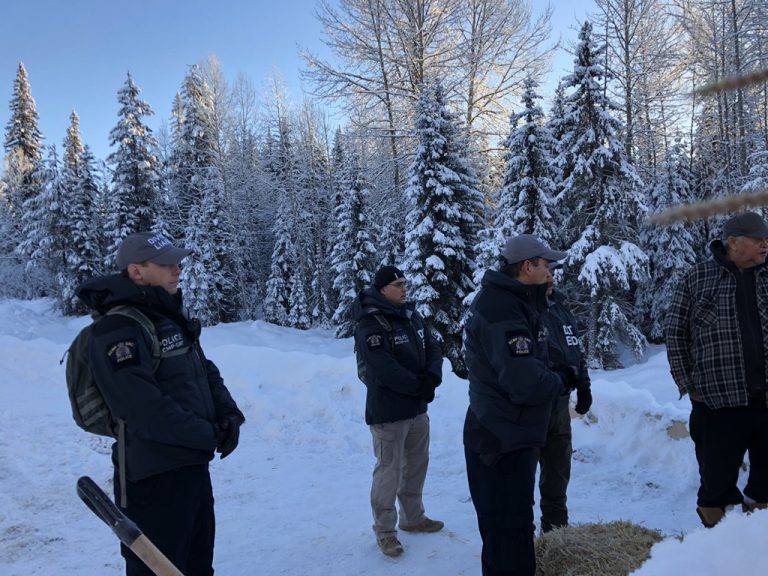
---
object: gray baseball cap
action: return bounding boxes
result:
[722,212,768,239]
[116,232,192,270]
[500,234,567,265]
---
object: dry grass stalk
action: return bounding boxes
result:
[647,189,768,225]
[534,520,664,576]
[695,69,768,97]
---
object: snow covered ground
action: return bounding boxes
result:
[0,298,765,575]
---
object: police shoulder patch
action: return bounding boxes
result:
[366,333,385,350]
[107,338,140,370]
[506,331,533,357]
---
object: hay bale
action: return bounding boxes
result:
[535,520,664,576]
[665,420,689,440]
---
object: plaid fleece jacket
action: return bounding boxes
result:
[665,249,768,409]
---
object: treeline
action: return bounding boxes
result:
[2,0,768,373]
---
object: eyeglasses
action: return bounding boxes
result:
[388,280,407,289]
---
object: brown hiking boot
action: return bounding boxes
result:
[742,500,768,514]
[377,536,404,557]
[697,506,725,528]
[400,517,444,533]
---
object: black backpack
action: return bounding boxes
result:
[63,306,161,437]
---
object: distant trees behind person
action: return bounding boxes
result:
[2,0,768,369]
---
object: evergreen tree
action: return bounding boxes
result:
[403,82,482,376]
[330,145,377,337]
[556,21,648,369]
[57,113,102,313]
[103,73,162,268]
[168,65,243,323]
[287,265,311,330]
[3,63,44,229]
[261,109,315,329]
[4,63,48,296]
[299,116,334,326]
[496,76,559,246]
[16,145,64,290]
[168,66,214,228]
[638,140,698,341]
[183,200,223,325]
[263,191,297,327]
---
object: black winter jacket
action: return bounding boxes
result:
[352,288,443,425]
[544,290,591,412]
[463,270,564,456]
[77,274,243,481]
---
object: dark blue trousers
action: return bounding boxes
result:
[465,447,538,576]
[114,464,215,576]
[538,404,572,532]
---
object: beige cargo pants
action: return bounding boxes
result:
[369,412,430,538]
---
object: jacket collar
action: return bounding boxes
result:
[482,269,549,311]
[709,239,768,275]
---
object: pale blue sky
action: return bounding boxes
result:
[0,0,594,162]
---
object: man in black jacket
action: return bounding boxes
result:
[463,234,573,576]
[538,268,592,533]
[353,265,444,558]
[77,232,244,576]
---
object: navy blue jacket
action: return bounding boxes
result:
[77,274,243,481]
[544,290,591,412]
[463,270,564,455]
[353,288,443,425]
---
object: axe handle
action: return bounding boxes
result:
[77,476,185,576]
[129,534,185,576]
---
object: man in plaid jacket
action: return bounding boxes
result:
[666,211,768,528]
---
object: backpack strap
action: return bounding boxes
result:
[105,306,162,370]
[371,313,392,333]
[368,312,395,349]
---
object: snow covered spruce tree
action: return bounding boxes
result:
[555,21,648,369]
[547,80,571,204]
[637,141,698,342]
[57,112,103,314]
[263,191,310,329]
[224,75,269,319]
[496,75,559,246]
[16,145,65,295]
[262,114,310,329]
[3,64,44,235]
[4,63,48,295]
[103,73,162,268]
[299,111,335,327]
[330,142,377,337]
[169,65,242,324]
[403,81,483,377]
[183,186,227,324]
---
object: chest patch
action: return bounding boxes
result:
[561,324,579,347]
[107,339,139,370]
[160,331,186,353]
[394,332,410,346]
[506,332,533,357]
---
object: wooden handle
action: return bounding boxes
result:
[129,534,185,576]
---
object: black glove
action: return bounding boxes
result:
[423,372,441,388]
[418,375,436,403]
[554,364,580,393]
[217,413,243,459]
[575,386,592,415]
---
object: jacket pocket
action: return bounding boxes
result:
[692,294,718,327]
[371,424,398,466]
